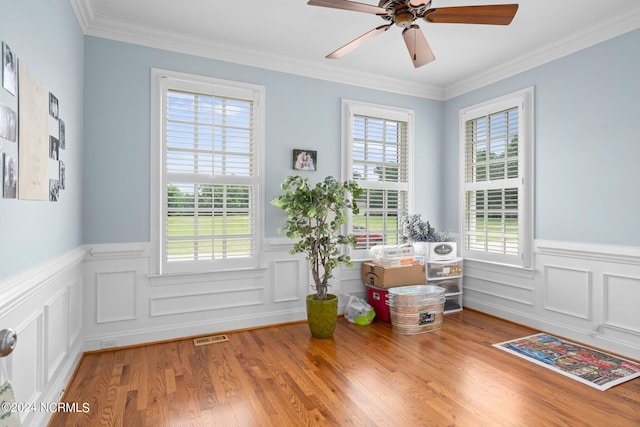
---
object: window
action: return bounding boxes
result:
[459,87,534,267]
[151,69,264,274]
[342,99,413,254]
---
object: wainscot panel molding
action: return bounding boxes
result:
[149,285,265,317]
[338,263,368,303]
[96,270,138,323]
[272,258,307,303]
[0,247,85,427]
[463,275,534,306]
[44,290,68,382]
[464,239,640,360]
[82,240,360,351]
[543,265,592,320]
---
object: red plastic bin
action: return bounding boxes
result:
[366,283,390,322]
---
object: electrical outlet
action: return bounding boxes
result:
[101,340,117,349]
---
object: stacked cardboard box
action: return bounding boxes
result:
[362,246,428,322]
[361,261,425,289]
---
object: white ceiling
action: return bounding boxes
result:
[71,0,640,99]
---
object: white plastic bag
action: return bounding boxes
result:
[344,295,375,325]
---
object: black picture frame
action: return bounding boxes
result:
[59,119,65,149]
[49,92,59,119]
[3,153,17,199]
[49,135,59,160]
[59,160,65,190]
[292,149,317,171]
[49,179,59,202]
[2,42,17,96]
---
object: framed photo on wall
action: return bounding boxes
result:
[3,153,17,198]
[59,160,65,190]
[292,149,317,171]
[2,42,17,96]
[59,119,66,149]
[49,92,59,119]
[0,103,16,141]
[49,179,60,201]
[49,135,60,160]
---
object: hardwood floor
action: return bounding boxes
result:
[50,309,640,426]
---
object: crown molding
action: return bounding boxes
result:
[82,13,445,100]
[68,0,96,33]
[443,6,640,99]
[72,2,640,101]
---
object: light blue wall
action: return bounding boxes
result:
[442,29,640,246]
[82,37,443,243]
[3,4,637,284]
[0,0,84,282]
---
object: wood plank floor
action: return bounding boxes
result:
[50,309,640,426]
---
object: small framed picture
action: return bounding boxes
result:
[49,92,59,119]
[2,42,17,96]
[59,160,66,190]
[49,179,60,202]
[3,153,17,198]
[0,103,17,141]
[59,119,66,149]
[292,149,317,171]
[49,135,60,160]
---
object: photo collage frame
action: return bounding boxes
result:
[1,40,67,201]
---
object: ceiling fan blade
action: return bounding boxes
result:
[307,0,386,15]
[402,25,435,68]
[425,4,519,25]
[327,24,392,59]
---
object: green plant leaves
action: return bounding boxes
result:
[272,175,361,299]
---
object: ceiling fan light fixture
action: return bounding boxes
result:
[402,24,435,68]
[394,11,414,27]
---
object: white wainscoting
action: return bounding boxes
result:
[464,240,640,360]
[3,238,639,427]
[82,239,361,351]
[0,248,85,427]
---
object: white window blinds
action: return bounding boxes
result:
[464,107,519,256]
[157,74,262,274]
[344,101,413,251]
[460,88,534,267]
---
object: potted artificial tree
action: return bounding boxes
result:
[272,175,361,338]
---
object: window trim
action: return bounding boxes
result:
[150,68,265,275]
[341,99,415,257]
[458,87,534,268]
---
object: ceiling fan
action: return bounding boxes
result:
[308,0,519,68]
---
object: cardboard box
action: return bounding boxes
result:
[361,261,426,289]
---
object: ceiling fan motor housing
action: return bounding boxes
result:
[379,1,430,28]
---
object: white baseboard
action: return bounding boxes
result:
[82,307,307,351]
